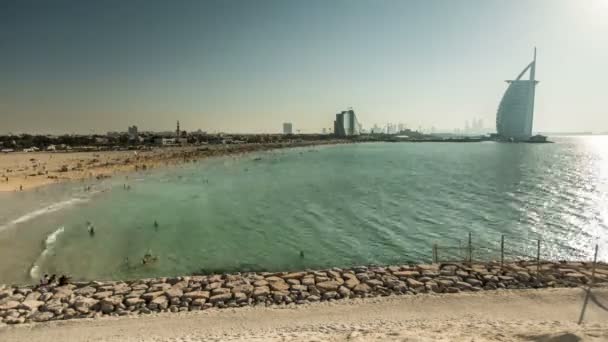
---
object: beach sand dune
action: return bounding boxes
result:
[1,288,607,341]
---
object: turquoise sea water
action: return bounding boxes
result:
[1,137,607,284]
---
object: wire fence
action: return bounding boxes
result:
[432,232,600,270]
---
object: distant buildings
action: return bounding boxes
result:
[283,123,293,135]
[334,109,361,137]
[127,125,138,140]
[496,49,539,140]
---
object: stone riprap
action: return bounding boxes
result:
[1,261,606,325]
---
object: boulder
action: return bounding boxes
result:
[209,293,232,304]
[74,286,97,296]
[366,279,384,288]
[301,277,316,286]
[353,283,371,293]
[74,297,99,314]
[253,280,268,287]
[211,287,231,296]
[182,291,210,300]
[231,284,254,295]
[141,291,164,301]
[165,288,184,298]
[344,277,360,289]
[269,281,290,292]
[282,272,307,280]
[393,271,420,278]
[93,291,113,300]
[112,284,132,295]
[253,286,270,298]
[338,286,351,298]
[316,281,339,292]
[406,278,424,288]
[19,300,45,311]
[0,301,20,310]
[29,311,54,322]
[24,291,42,301]
[151,295,169,310]
[125,297,144,306]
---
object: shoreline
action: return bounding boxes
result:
[0,140,350,193]
[1,260,607,326]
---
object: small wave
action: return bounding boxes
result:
[0,197,88,232]
[29,226,65,280]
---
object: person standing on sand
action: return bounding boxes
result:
[19,184,22,191]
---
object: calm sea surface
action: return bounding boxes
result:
[1,137,607,284]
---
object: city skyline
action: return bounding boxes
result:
[2,0,608,134]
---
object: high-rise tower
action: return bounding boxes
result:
[496,48,539,140]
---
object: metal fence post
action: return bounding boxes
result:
[468,232,472,263]
[536,239,541,274]
[501,235,505,268]
[591,244,598,287]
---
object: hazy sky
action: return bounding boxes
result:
[1,0,607,134]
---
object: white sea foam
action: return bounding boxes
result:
[0,197,88,232]
[29,226,65,280]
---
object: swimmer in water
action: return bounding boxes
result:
[87,222,95,236]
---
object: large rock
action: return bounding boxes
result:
[269,281,290,292]
[282,272,307,280]
[253,286,270,298]
[316,281,339,292]
[112,284,132,295]
[301,277,316,286]
[353,283,371,293]
[19,300,45,311]
[41,299,66,315]
[231,284,254,295]
[211,287,231,296]
[141,291,164,301]
[165,288,184,298]
[150,295,169,310]
[74,286,97,296]
[366,279,383,288]
[93,291,113,300]
[406,278,424,288]
[344,277,360,289]
[209,293,232,304]
[125,297,144,306]
[74,297,99,314]
[25,291,42,301]
[0,301,20,310]
[182,291,210,300]
[29,311,54,322]
[253,280,268,287]
[393,271,420,278]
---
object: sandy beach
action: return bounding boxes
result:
[1,287,606,341]
[0,141,345,192]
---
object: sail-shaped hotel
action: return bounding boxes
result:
[496,49,539,141]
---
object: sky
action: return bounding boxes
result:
[1,0,607,134]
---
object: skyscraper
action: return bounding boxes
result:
[283,123,293,135]
[333,109,361,137]
[496,49,539,140]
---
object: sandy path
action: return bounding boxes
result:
[1,288,607,341]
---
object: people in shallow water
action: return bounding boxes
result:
[142,251,158,265]
[58,275,70,286]
[87,221,95,236]
[154,220,159,230]
[300,250,305,258]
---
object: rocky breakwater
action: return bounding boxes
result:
[1,260,606,325]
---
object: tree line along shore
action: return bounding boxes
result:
[1,260,606,326]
